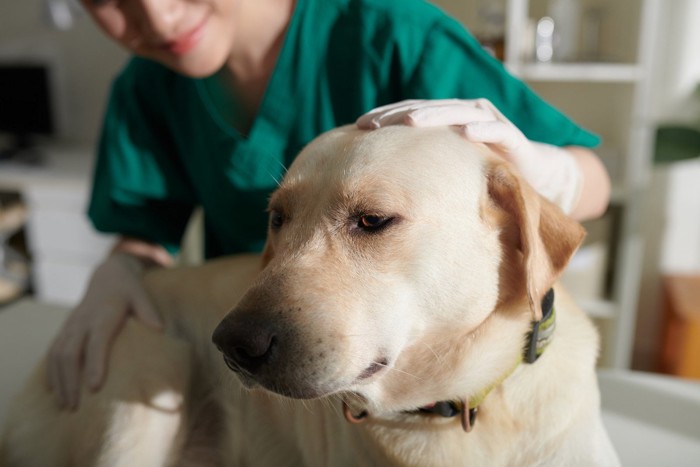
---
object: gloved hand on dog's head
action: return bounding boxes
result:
[356,98,583,215]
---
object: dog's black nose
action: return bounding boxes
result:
[212,317,277,375]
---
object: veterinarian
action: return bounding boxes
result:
[49,0,611,410]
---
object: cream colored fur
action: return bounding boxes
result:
[0,125,619,466]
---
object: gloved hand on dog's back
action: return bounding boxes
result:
[47,239,172,410]
[357,98,609,220]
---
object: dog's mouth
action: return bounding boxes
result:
[220,350,390,399]
[222,354,244,375]
[356,357,389,381]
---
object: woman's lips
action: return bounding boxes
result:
[162,17,208,55]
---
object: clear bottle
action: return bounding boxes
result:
[547,0,581,62]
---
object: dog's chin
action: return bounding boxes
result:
[251,379,339,400]
[228,370,340,399]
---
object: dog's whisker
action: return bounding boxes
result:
[419,342,446,367]
[267,170,282,187]
[300,399,314,414]
[267,160,289,187]
[321,395,342,417]
[382,366,423,381]
[275,158,289,174]
[327,397,340,416]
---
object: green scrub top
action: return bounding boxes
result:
[88,0,600,258]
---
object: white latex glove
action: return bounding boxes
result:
[357,99,583,214]
[47,252,163,410]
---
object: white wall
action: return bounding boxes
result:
[649,0,700,125]
[0,1,128,145]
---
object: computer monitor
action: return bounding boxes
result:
[0,63,55,163]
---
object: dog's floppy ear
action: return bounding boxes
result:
[485,159,586,320]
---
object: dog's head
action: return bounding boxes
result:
[212,125,584,413]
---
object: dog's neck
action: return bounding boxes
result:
[342,289,556,433]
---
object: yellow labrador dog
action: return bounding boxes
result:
[1,125,619,466]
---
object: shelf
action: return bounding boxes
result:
[509,63,645,83]
[438,0,657,369]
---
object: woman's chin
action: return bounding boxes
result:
[168,54,226,78]
[139,46,227,78]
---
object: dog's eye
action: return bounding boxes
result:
[357,214,393,233]
[269,210,285,230]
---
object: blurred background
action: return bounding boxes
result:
[0,0,699,463]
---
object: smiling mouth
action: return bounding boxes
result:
[162,17,208,55]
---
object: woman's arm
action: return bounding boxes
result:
[567,146,611,221]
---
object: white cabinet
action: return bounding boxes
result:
[0,147,114,306]
[432,0,659,368]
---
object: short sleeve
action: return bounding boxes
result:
[88,61,196,254]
